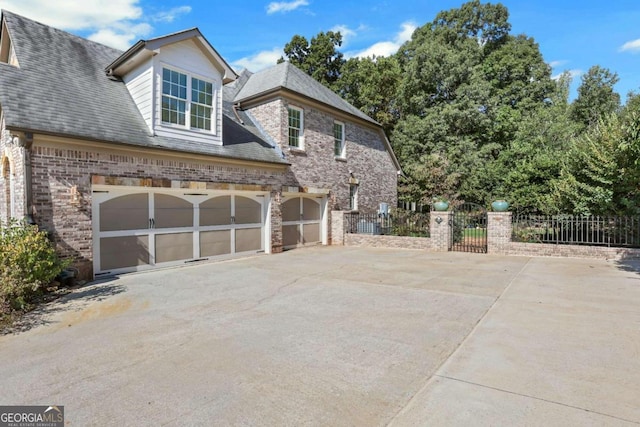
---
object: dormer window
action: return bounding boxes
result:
[161,67,214,132]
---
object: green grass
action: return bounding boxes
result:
[463,228,486,238]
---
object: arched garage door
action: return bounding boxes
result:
[93,188,266,276]
[281,195,325,249]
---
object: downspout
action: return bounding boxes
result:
[232,102,245,125]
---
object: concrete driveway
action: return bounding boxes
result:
[1,247,639,426]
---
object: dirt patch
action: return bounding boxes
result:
[59,297,134,327]
[1,282,127,335]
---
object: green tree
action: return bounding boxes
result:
[490,73,577,213]
[431,0,510,49]
[554,109,640,215]
[336,56,402,133]
[571,65,620,129]
[393,1,556,207]
[279,31,345,89]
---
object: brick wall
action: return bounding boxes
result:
[487,212,512,254]
[0,125,26,223]
[345,234,432,250]
[29,135,289,278]
[429,211,452,251]
[248,98,398,213]
[505,242,640,260]
[330,210,344,245]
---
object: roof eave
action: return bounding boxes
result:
[236,86,380,127]
[105,40,145,74]
[4,125,289,168]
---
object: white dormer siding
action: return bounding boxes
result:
[123,58,153,132]
[152,39,223,145]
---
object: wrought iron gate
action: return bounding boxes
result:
[450,203,487,253]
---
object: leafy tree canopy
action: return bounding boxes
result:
[279,31,345,90]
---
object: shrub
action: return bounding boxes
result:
[0,219,68,312]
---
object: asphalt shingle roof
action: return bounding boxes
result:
[234,61,379,126]
[0,11,286,165]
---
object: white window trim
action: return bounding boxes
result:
[287,105,305,150]
[160,65,217,135]
[334,120,346,158]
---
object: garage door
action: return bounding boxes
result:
[92,188,266,276]
[281,196,323,249]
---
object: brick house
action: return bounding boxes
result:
[0,11,400,279]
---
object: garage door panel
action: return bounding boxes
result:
[200,196,232,226]
[303,198,321,221]
[95,190,266,275]
[235,196,261,224]
[155,232,194,263]
[303,223,320,244]
[100,235,150,270]
[100,193,149,232]
[200,230,231,257]
[236,228,262,253]
[283,224,300,247]
[282,198,300,222]
[154,194,193,229]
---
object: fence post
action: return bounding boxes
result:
[487,211,512,255]
[330,210,346,245]
[430,211,453,251]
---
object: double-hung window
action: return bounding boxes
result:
[288,106,303,148]
[334,121,345,157]
[162,68,187,126]
[191,78,213,131]
[162,68,214,132]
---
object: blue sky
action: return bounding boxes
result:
[1,0,639,100]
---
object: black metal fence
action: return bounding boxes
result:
[512,214,640,248]
[346,210,430,238]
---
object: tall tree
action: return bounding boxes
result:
[279,31,345,89]
[554,107,640,216]
[335,56,402,133]
[431,0,510,49]
[489,73,577,213]
[571,65,621,129]
[393,1,556,206]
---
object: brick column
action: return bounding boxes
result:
[430,211,453,251]
[330,210,345,245]
[487,211,512,255]
[270,190,283,253]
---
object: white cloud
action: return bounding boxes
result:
[232,48,283,73]
[0,1,191,50]
[330,24,356,46]
[348,21,417,59]
[266,0,309,14]
[619,38,640,53]
[152,6,192,23]
[0,0,143,30]
[552,69,583,81]
[396,21,416,44]
[88,22,152,50]
[548,60,568,68]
